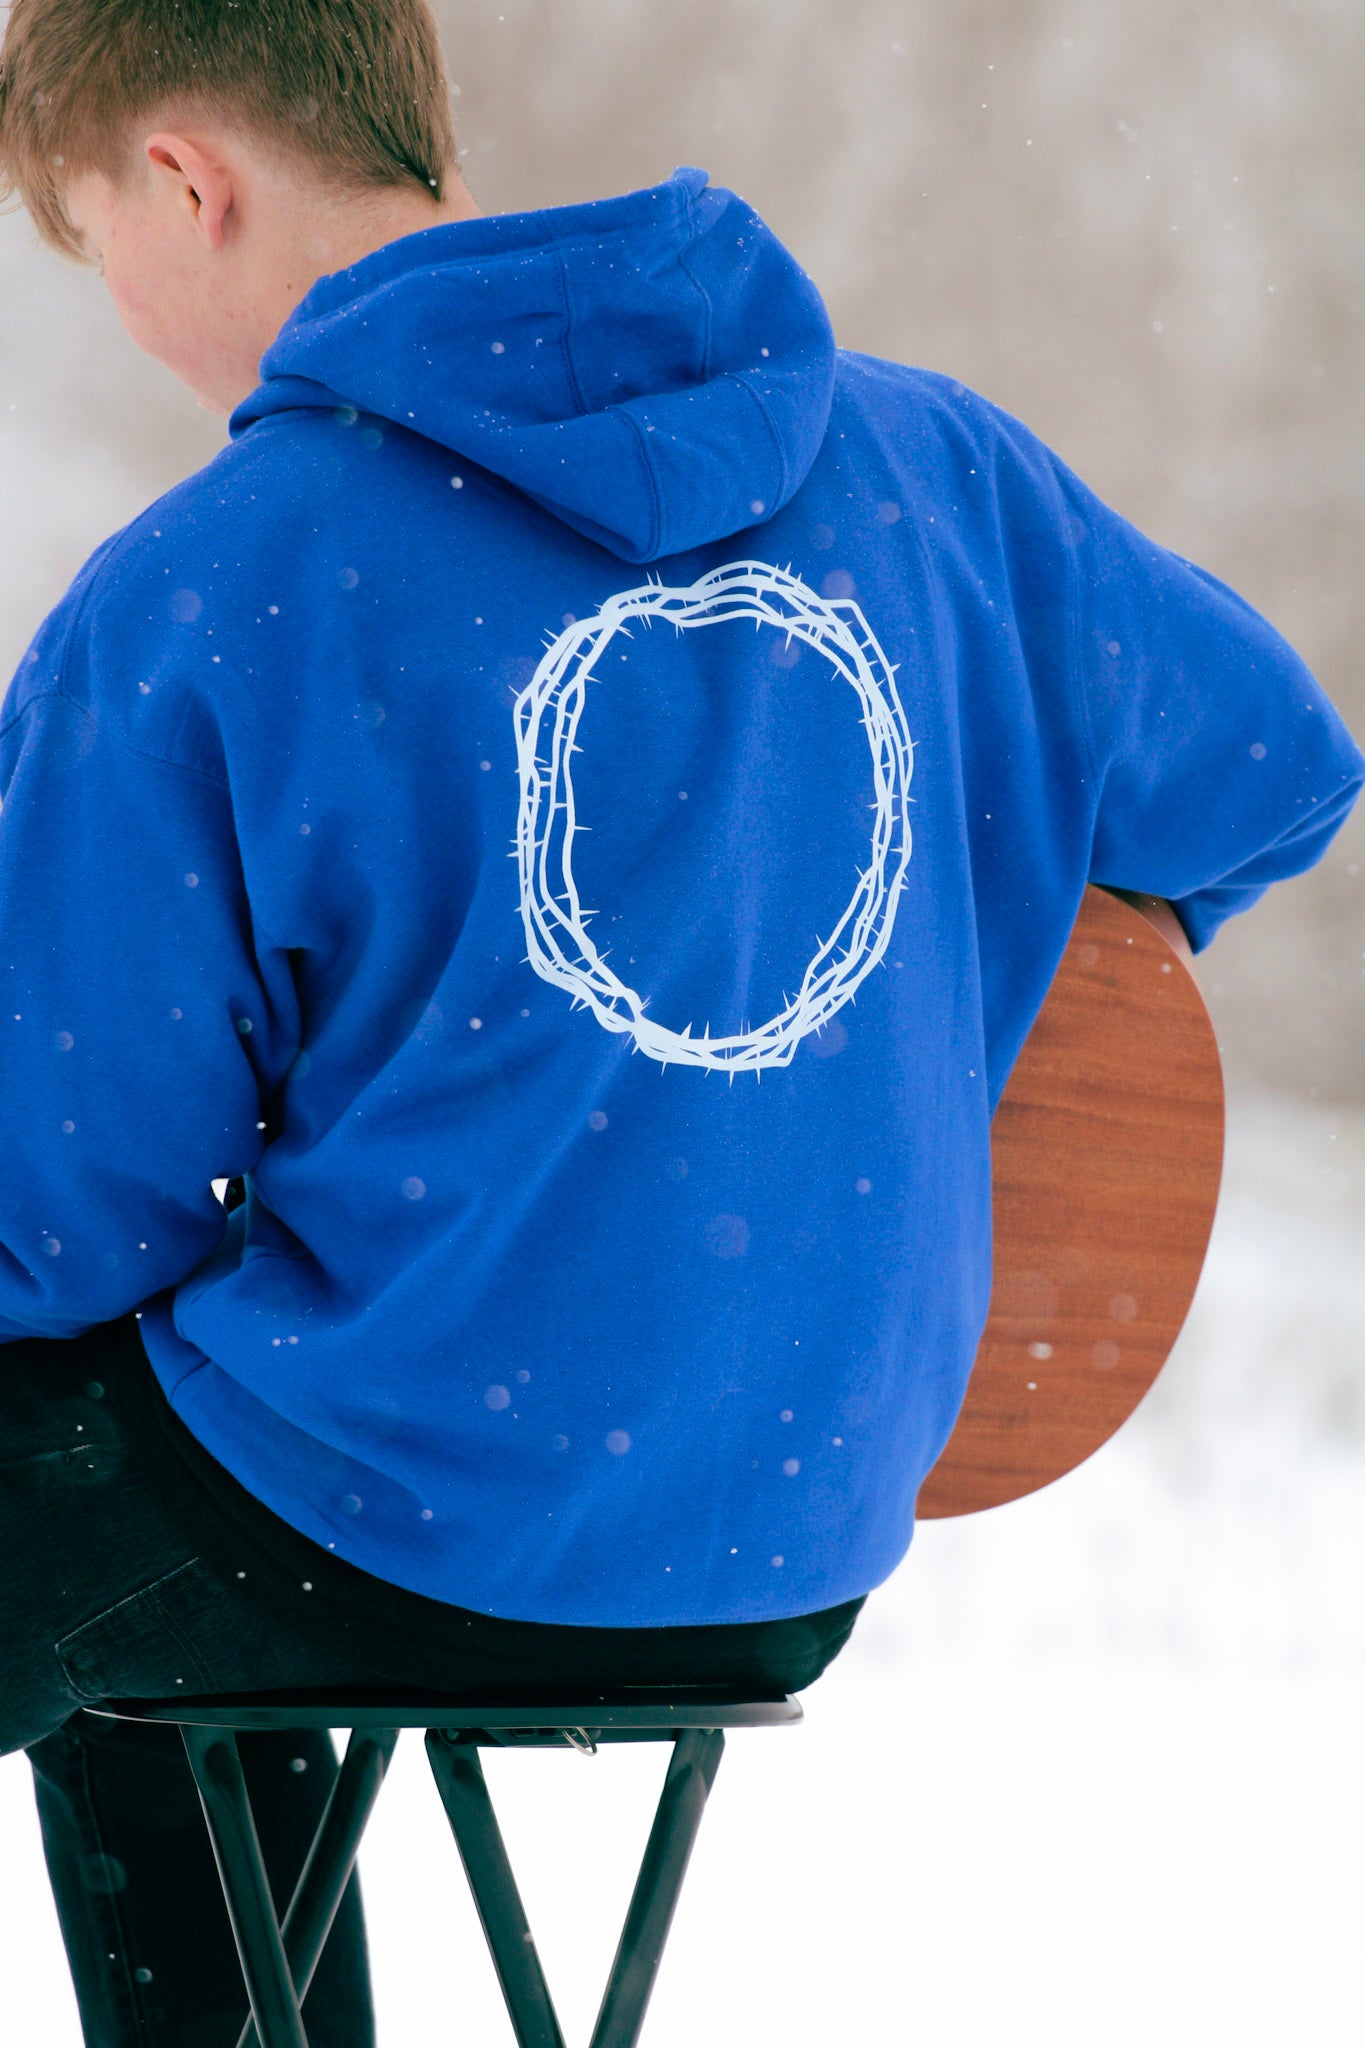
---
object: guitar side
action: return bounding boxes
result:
[916,884,1225,1519]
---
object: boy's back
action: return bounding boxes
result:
[1,162,1361,1628]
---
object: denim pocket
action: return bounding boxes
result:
[55,1554,227,1702]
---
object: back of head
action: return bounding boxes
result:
[0,0,460,262]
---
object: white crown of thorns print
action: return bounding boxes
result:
[512,560,915,1075]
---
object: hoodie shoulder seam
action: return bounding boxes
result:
[17,516,235,790]
[2,526,126,733]
[60,688,232,790]
[5,681,231,793]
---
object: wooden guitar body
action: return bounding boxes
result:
[917,885,1225,1519]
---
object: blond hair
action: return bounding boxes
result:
[0,0,461,261]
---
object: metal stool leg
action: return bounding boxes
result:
[178,1722,310,2048]
[426,1725,725,2048]
[236,1726,399,2048]
[590,1728,725,2048]
[425,1731,568,2048]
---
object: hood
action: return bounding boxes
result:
[228,164,838,564]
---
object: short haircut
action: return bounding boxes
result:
[0,0,461,261]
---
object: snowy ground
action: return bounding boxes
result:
[2,1073,1362,2045]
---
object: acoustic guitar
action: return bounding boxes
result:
[917,883,1225,1519]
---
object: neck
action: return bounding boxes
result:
[299,167,483,279]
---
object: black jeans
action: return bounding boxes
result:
[3,1323,405,2048]
[4,1314,860,2044]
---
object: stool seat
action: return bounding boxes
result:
[97,1682,801,1736]
[90,1684,801,2048]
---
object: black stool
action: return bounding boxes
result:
[89,1685,801,2048]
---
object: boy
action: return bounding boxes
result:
[1,0,1361,2041]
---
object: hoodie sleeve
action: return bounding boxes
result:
[1044,445,1365,951]
[0,583,300,1343]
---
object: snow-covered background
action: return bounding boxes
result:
[2,1076,1362,2041]
[2,0,1361,2040]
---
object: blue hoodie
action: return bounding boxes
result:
[1,165,1361,1625]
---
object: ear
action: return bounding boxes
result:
[142,130,235,251]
